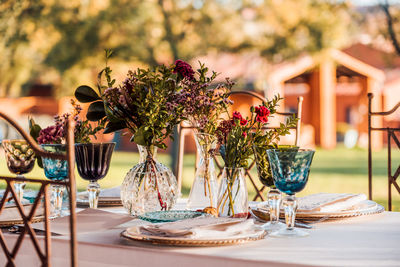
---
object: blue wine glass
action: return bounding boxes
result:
[40,144,68,217]
[266,149,315,237]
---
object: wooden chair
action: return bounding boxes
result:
[0,112,77,267]
[368,93,400,211]
[175,91,303,201]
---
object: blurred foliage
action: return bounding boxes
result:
[0,0,352,97]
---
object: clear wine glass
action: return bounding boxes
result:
[75,143,115,209]
[266,148,315,237]
[2,140,35,201]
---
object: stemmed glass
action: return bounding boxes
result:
[75,143,115,209]
[40,144,68,216]
[253,145,298,231]
[2,140,35,201]
[266,148,315,237]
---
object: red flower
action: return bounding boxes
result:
[232,111,248,126]
[255,106,270,123]
[173,60,195,80]
[242,132,247,137]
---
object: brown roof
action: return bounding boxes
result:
[342,43,400,70]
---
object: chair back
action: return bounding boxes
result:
[0,112,77,267]
[175,91,303,201]
[368,93,400,211]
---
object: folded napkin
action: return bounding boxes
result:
[297,193,367,213]
[139,217,256,238]
[78,186,121,200]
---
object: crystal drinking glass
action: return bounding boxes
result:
[2,140,35,201]
[266,148,315,237]
[40,144,68,216]
[75,143,115,209]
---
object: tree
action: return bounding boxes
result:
[0,0,352,97]
[381,0,400,55]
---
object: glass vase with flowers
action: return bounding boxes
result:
[74,50,184,215]
[173,60,234,210]
[215,111,253,217]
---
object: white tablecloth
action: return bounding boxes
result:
[1,202,399,267]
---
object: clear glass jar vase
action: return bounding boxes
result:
[217,167,248,218]
[121,145,178,216]
[187,133,218,210]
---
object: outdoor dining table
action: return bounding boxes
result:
[1,199,399,267]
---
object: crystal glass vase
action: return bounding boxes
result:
[121,145,178,216]
[217,167,248,218]
[187,133,218,210]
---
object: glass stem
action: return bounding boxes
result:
[52,185,64,216]
[268,188,281,224]
[14,176,25,201]
[88,181,100,209]
[283,195,297,230]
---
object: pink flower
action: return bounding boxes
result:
[173,60,195,80]
[255,106,270,123]
[38,125,64,144]
[232,111,248,126]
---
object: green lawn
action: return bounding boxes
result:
[1,146,399,211]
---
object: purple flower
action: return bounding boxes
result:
[173,60,195,80]
[38,125,64,144]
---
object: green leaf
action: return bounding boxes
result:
[133,126,147,146]
[28,117,42,141]
[87,101,106,121]
[103,121,126,134]
[75,85,101,103]
[28,117,43,168]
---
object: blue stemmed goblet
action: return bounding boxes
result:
[266,148,315,237]
[40,144,68,217]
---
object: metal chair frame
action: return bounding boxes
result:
[175,91,303,201]
[368,93,400,211]
[0,112,77,267]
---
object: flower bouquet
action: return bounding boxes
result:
[29,100,105,214]
[74,51,184,215]
[173,60,234,210]
[216,111,253,217]
[251,96,298,188]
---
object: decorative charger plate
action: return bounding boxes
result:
[252,200,384,222]
[76,197,122,208]
[0,216,47,227]
[121,226,266,247]
[138,210,207,223]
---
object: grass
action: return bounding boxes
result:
[1,146,399,211]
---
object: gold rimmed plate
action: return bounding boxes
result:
[0,216,47,227]
[252,200,384,222]
[76,196,122,207]
[121,225,266,247]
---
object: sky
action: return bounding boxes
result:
[351,0,400,6]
